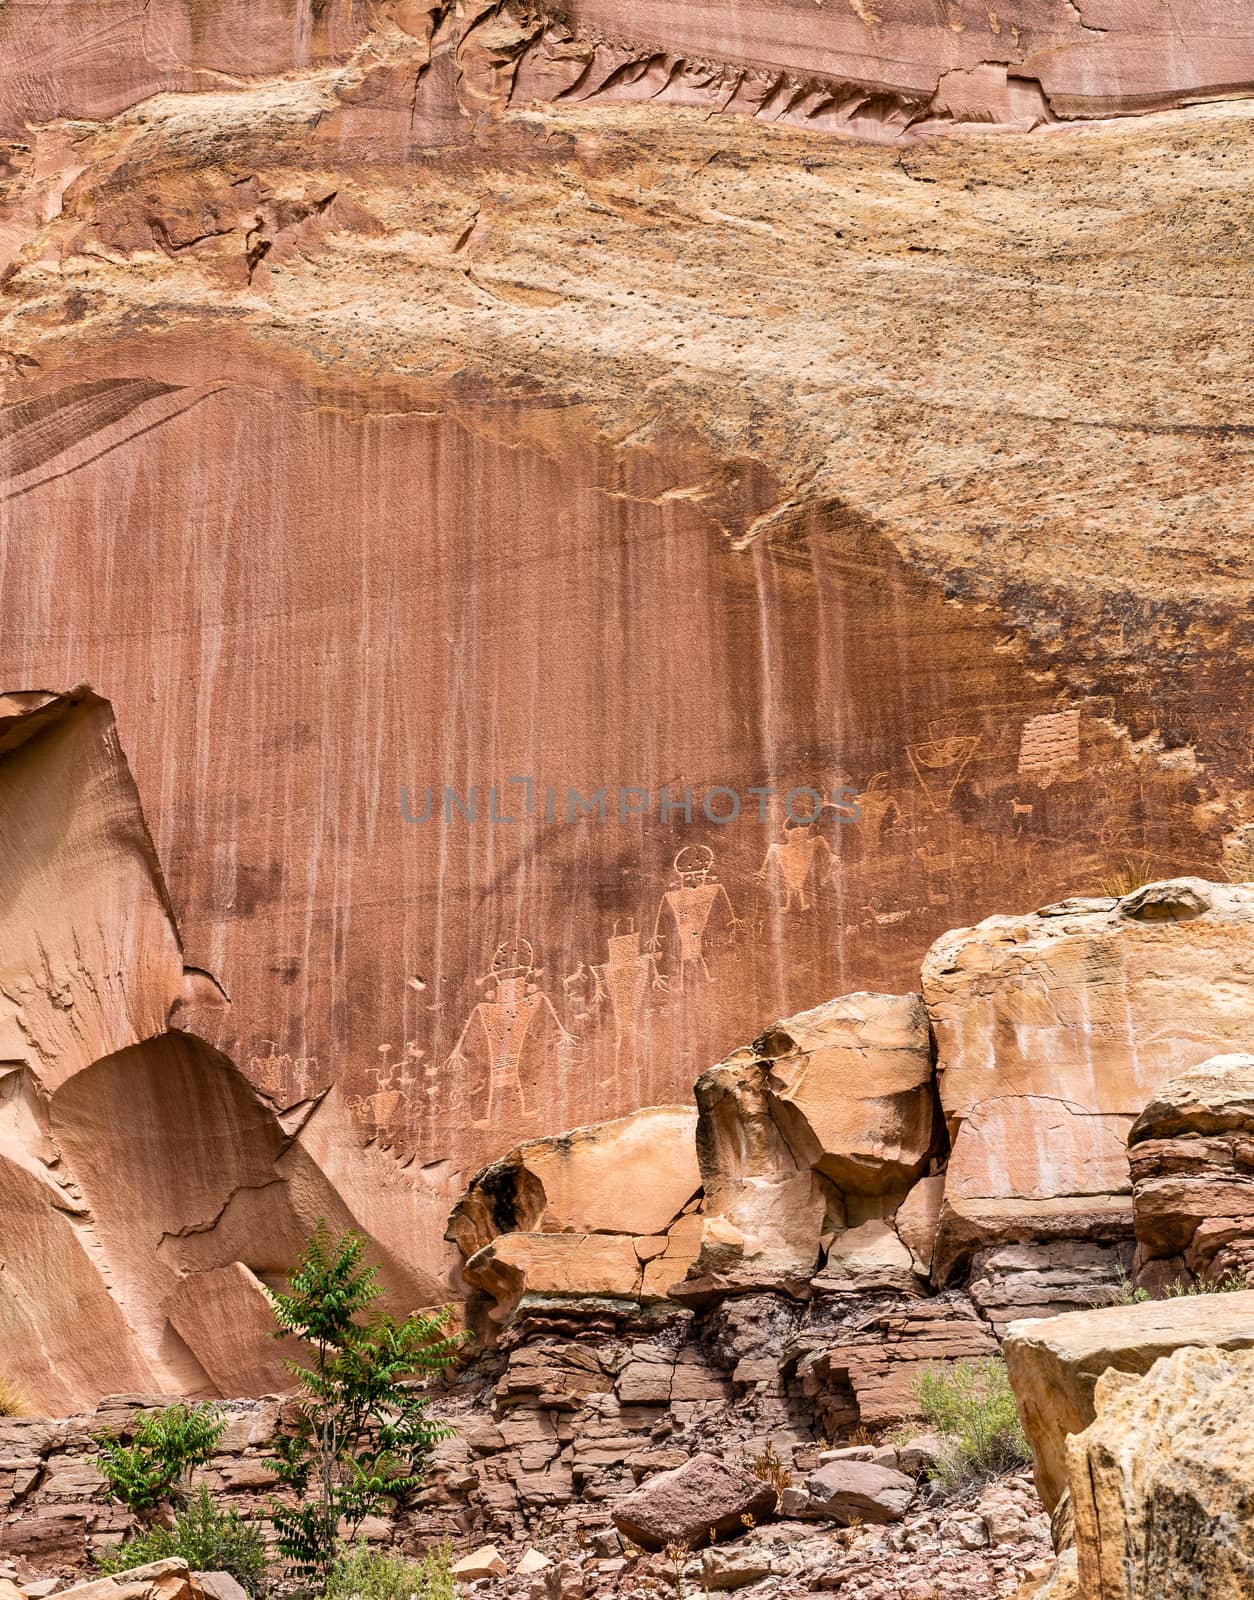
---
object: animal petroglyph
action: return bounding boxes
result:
[757,826,835,912]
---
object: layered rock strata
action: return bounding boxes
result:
[1128,1053,1254,1289]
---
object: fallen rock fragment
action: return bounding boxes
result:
[54,1560,195,1600]
[611,1452,777,1550]
[192,1579,248,1600]
[700,1545,773,1590]
[804,1460,916,1525]
[450,1545,508,1580]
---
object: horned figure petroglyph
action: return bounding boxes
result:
[446,939,573,1127]
[652,845,740,990]
[756,825,835,911]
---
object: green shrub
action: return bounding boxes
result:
[267,1223,462,1588]
[906,1357,1030,1490]
[1113,1267,1248,1304]
[94,1402,227,1520]
[328,1543,453,1600]
[1111,1271,1151,1305]
[97,1486,268,1595]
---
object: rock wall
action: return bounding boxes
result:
[1,0,1251,1196]
[0,690,449,1412]
[4,680,1251,1409]
[1,1,1250,142]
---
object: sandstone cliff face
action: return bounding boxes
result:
[0,690,450,1412]
[922,881,1254,1281]
[1,0,1250,142]
[1,0,1251,1193]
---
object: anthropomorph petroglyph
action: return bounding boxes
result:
[594,921,669,1046]
[652,846,740,989]
[446,939,574,1126]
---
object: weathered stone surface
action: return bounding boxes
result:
[446,1108,701,1257]
[0,691,449,1409]
[895,1175,946,1277]
[1003,1290,1254,1511]
[682,1049,835,1297]
[804,1460,916,1525]
[450,1545,508,1580]
[193,1577,249,1600]
[799,1291,999,1434]
[464,1233,645,1324]
[57,1559,194,1600]
[967,1241,1135,1335]
[1,0,1249,143]
[924,883,1254,1276]
[809,1220,920,1297]
[1067,1345,1254,1600]
[164,1264,300,1397]
[611,1453,776,1550]
[700,1546,773,1591]
[756,994,935,1195]
[1128,1053,1254,1284]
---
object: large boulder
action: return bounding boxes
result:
[1128,1053,1254,1286]
[446,1107,701,1256]
[611,1452,777,1550]
[680,1048,836,1297]
[803,1459,916,1524]
[680,994,939,1300]
[1003,1290,1254,1510]
[448,1107,704,1333]
[1066,1345,1254,1600]
[923,881,1254,1282]
[755,993,935,1196]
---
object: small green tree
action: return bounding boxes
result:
[94,1402,226,1522]
[267,1223,461,1589]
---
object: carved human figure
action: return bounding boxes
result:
[445,939,573,1127]
[592,921,668,1046]
[652,846,739,990]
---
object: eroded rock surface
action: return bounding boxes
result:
[1128,1053,1254,1287]
[1003,1290,1254,1511]
[1065,1345,1254,1600]
[0,690,449,1411]
[923,882,1254,1285]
